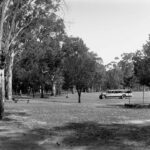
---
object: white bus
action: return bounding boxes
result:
[99,89,132,99]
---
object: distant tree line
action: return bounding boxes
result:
[1,0,150,109]
[13,33,150,103]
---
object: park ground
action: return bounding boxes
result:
[1,92,150,150]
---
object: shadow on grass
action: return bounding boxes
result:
[0,128,55,150]
[1,111,31,122]
[53,121,150,150]
[0,111,58,150]
[5,111,31,117]
[1,121,150,150]
[96,103,150,110]
[49,100,77,104]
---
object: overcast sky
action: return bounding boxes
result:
[63,0,150,64]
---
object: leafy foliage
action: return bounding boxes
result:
[118,53,134,88]
[133,50,150,86]
[62,37,98,102]
[11,0,65,97]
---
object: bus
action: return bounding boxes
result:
[99,89,132,99]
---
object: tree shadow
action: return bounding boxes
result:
[96,103,150,110]
[0,109,62,150]
[53,121,150,150]
[1,120,150,149]
[0,127,57,150]
[4,111,31,117]
[1,111,31,122]
[49,100,77,104]
[0,111,56,150]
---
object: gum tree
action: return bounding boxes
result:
[62,37,97,103]
[118,53,134,88]
[0,0,63,119]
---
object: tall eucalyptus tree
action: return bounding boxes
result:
[0,0,63,119]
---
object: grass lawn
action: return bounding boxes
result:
[1,92,150,149]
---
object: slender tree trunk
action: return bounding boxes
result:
[66,90,69,98]
[71,87,74,94]
[142,85,145,104]
[77,90,81,103]
[0,6,4,119]
[0,0,11,119]
[40,85,44,98]
[31,88,35,98]
[52,81,56,96]
[7,51,15,100]
[0,70,5,119]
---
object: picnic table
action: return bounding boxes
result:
[12,95,32,103]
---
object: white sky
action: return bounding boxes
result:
[63,0,150,64]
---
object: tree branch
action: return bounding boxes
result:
[5,0,35,50]
[15,0,34,15]
[5,0,20,50]
[8,18,34,49]
[0,0,11,52]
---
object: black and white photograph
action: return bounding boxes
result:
[1,0,150,149]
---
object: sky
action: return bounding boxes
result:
[63,0,150,64]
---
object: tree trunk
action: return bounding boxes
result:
[71,87,74,94]
[0,70,5,119]
[142,85,145,104]
[7,51,15,100]
[0,0,11,120]
[52,82,56,96]
[32,88,35,98]
[40,85,44,98]
[77,90,81,103]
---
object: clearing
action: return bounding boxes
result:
[1,92,150,150]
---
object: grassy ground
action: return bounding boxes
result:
[1,92,150,149]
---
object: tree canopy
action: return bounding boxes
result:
[62,37,99,103]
